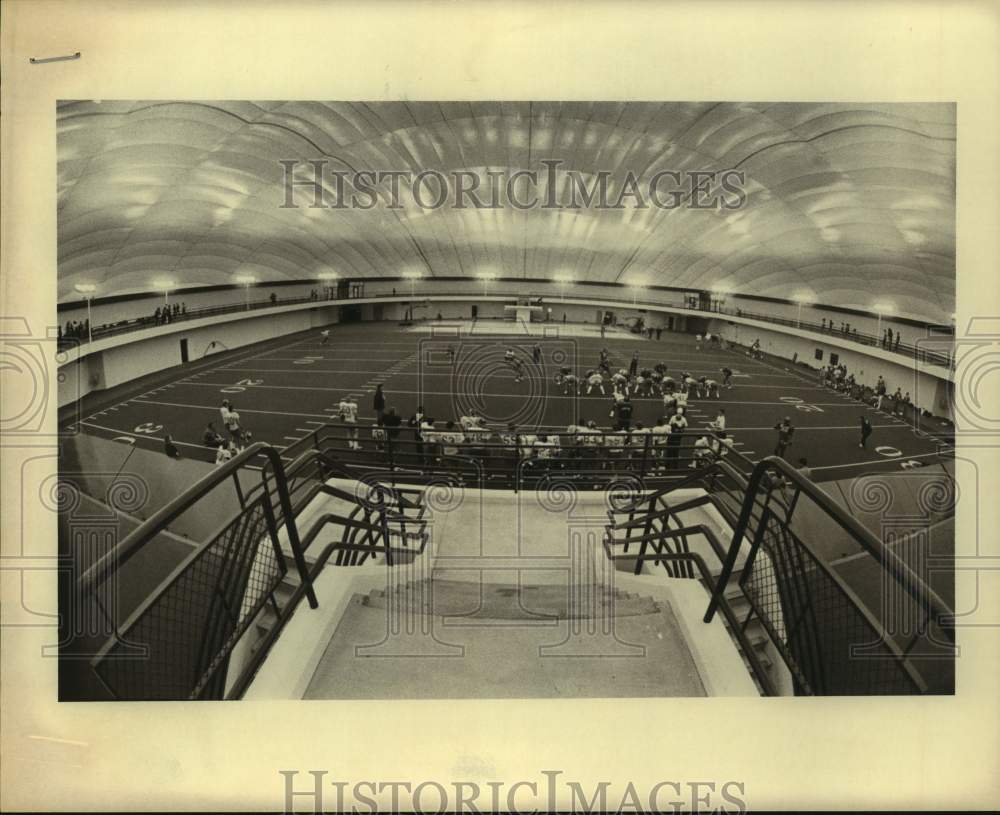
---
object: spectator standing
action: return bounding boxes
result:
[773,417,795,458]
[666,408,688,469]
[163,434,181,459]
[859,415,873,449]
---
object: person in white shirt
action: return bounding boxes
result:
[666,408,688,469]
[629,421,651,459]
[532,434,557,461]
[221,401,242,442]
[320,329,330,345]
[214,443,233,466]
[704,378,720,398]
[691,434,712,468]
[518,432,538,459]
[420,418,438,460]
[601,428,627,470]
[440,421,465,457]
[651,417,670,469]
[711,431,734,460]
[695,333,703,351]
[338,396,360,449]
[710,409,726,432]
[611,369,629,394]
[585,371,605,395]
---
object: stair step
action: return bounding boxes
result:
[356,579,663,620]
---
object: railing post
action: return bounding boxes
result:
[266,459,319,610]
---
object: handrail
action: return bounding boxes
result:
[601,537,778,696]
[56,288,955,369]
[223,543,336,701]
[706,455,955,645]
[77,442,315,609]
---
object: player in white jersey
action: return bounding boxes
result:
[320,329,330,344]
[611,369,629,394]
[704,378,720,398]
[690,434,712,468]
[459,414,481,432]
[710,431,734,460]
[338,396,360,449]
[651,417,670,469]
[220,400,243,443]
[585,370,606,395]
[709,409,726,432]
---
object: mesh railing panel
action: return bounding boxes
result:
[92,499,285,700]
[741,509,922,695]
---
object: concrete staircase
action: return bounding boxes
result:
[302,577,711,699]
[604,490,788,695]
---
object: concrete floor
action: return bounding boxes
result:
[302,487,709,699]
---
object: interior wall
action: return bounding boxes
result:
[62,432,242,542]
[708,319,949,418]
[58,276,938,341]
[58,305,341,407]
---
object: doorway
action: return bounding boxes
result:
[180,338,189,363]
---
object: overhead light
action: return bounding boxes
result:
[234,274,257,285]
[872,302,895,314]
[152,279,175,291]
[476,270,497,281]
[628,279,648,289]
[402,270,424,280]
[317,271,338,281]
[711,284,733,295]
[554,272,573,284]
[792,292,816,304]
[73,283,97,294]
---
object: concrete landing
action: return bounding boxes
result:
[247,479,755,699]
[303,580,707,699]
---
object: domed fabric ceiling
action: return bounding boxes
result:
[56,101,955,323]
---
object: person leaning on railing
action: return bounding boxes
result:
[629,422,651,465]
[420,417,439,463]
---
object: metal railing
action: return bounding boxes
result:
[57,286,955,369]
[57,293,340,347]
[707,304,954,369]
[605,451,955,695]
[77,442,428,700]
[277,421,753,491]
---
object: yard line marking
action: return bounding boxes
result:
[131,397,333,420]
[202,368,810,390]
[283,436,302,441]
[79,421,218,453]
[807,450,949,472]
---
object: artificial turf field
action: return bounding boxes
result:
[66,320,954,483]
